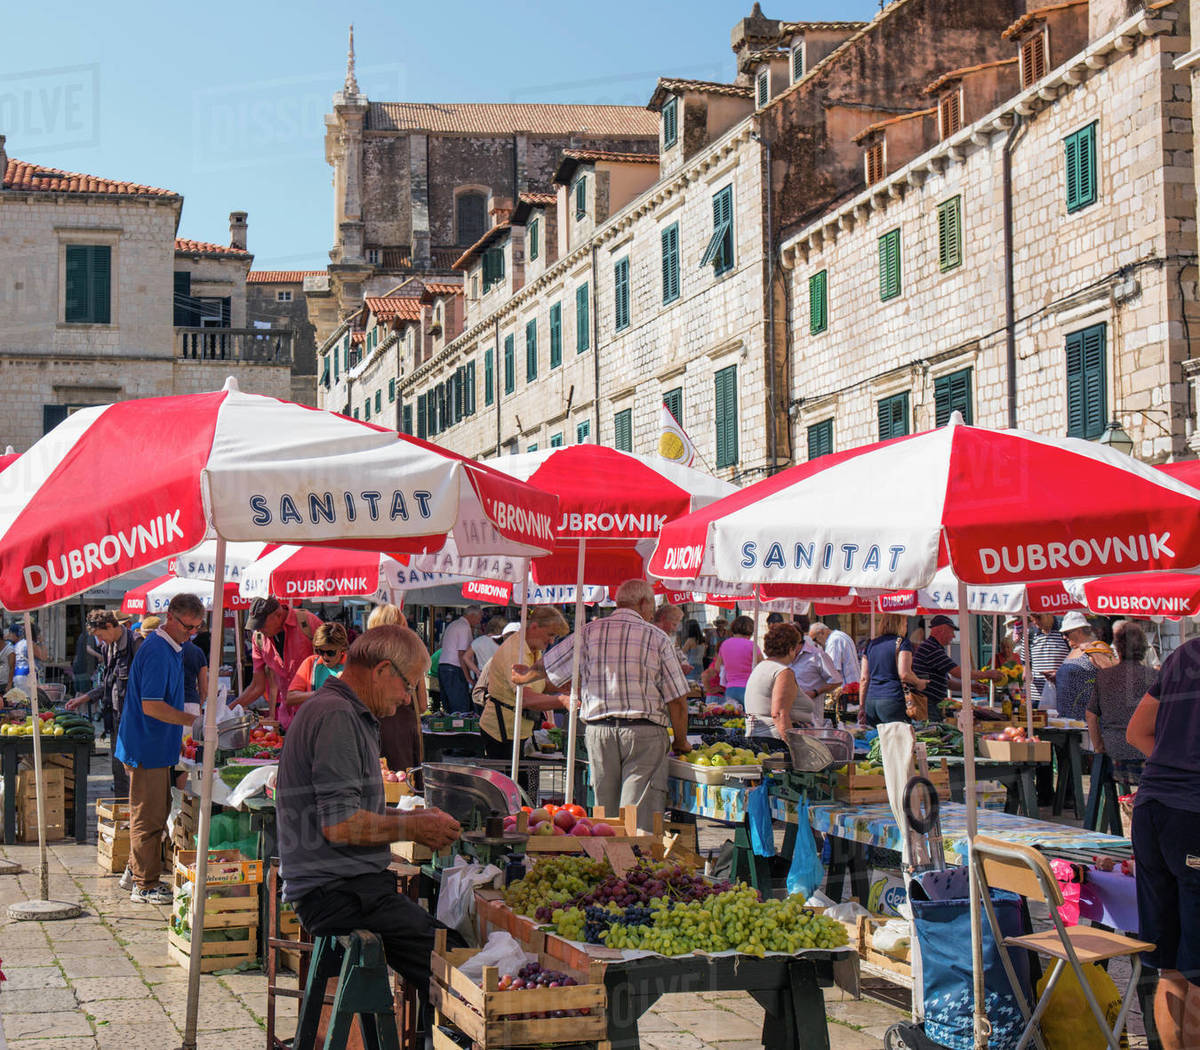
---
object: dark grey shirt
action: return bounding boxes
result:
[277,676,388,901]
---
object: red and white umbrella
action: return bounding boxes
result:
[1066,571,1200,620]
[649,414,1200,1044]
[122,573,250,614]
[0,379,559,1047]
[461,578,609,606]
[169,540,269,583]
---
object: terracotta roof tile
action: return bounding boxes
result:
[1003,0,1087,39]
[853,107,937,143]
[561,148,658,165]
[351,331,366,345]
[174,238,252,258]
[745,49,792,64]
[924,57,1019,95]
[778,20,869,34]
[247,270,326,283]
[424,282,462,297]
[364,296,423,322]
[368,102,657,136]
[3,158,178,198]
[648,79,754,110]
[519,191,557,207]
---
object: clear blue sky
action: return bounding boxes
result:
[3,1,880,270]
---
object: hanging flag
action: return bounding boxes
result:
[657,403,697,468]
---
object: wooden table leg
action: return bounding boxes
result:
[1017,765,1039,818]
[788,959,832,1050]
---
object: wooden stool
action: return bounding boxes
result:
[293,932,401,1050]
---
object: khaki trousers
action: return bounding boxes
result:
[585,723,669,834]
[125,765,171,889]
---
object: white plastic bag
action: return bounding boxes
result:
[871,918,911,957]
[825,900,871,922]
[457,931,536,985]
[436,856,502,944]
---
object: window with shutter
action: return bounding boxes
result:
[64,244,112,324]
[526,319,538,381]
[792,43,805,82]
[1066,324,1107,439]
[614,258,631,331]
[402,404,413,435]
[662,96,678,148]
[576,283,590,352]
[574,177,587,220]
[878,229,902,301]
[614,409,633,452]
[700,186,734,275]
[809,270,828,334]
[333,344,340,382]
[937,196,963,272]
[663,387,683,425]
[528,443,539,452]
[504,334,515,394]
[877,392,910,440]
[550,433,564,447]
[354,408,360,419]
[321,360,331,388]
[364,399,371,421]
[485,347,495,405]
[466,360,476,415]
[375,390,382,414]
[1065,122,1098,213]
[417,394,427,438]
[756,70,769,107]
[934,368,973,426]
[483,246,506,291]
[576,420,591,444]
[388,378,396,403]
[807,419,833,460]
[528,218,540,262]
[939,90,962,138]
[1020,32,1047,89]
[456,192,487,247]
[865,141,885,186]
[714,365,738,468]
[549,303,562,368]
[661,222,680,305]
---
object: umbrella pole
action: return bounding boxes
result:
[7,611,81,919]
[957,580,988,1050]
[234,611,245,695]
[1022,610,1034,738]
[563,540,587,808]
[510,558,531,784]
[180,538,228,1050]
[989,614,998,708]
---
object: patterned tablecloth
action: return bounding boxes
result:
[668,777,754,824]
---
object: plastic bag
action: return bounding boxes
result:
[1036,961,1128,1050]
[786,797,826,897]
[825,900,870,922]
[457,931,536,986]
[747,782,776,857]
[436,856,503,944]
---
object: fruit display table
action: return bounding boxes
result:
[0,735,93,844]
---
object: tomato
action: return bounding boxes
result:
[543,804,559,815]
[564,804,586,819]
[255,750,273,759]
[520,805,532,813]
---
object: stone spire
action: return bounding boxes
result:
[344,25,359,95]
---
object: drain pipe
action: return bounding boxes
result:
[1003,114,1024,430]
[591,245,601,441]
[763,132,778,471]
[494,317,502,456]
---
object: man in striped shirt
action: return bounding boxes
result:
[540,580,690,831]
[1030,614,1070,710]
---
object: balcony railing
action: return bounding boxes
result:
[176,327,294,364]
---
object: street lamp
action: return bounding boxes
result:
[1098,419,1134,456]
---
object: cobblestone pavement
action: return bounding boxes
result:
[0,747,904,1049]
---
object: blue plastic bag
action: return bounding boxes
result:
[786,796,826,897]
[911,889,1031,1050]
[747,782,776,857]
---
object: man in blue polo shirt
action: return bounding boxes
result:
[116,592,206,904]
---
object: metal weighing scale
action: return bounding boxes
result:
[421,762,528,869]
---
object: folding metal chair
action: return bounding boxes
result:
[970,835,1153,1050]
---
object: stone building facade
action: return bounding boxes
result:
[782,0,1196,464]
[245,269,326,404]
[0,137,296,451]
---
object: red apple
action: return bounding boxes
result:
[530,807,551,825]
[551,825,567,836]
[553,810,577,832]
[569,824,592,837]
[591,823,616,837]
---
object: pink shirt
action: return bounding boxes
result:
[252,608,317,729]
[719,636,759,688]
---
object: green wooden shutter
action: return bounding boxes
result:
[549,303,562,368]
[529,218,539,261]
[576,420,590,443]
[1066,324,1107,439]
[879,229,901,301]
[614,408,632,452]
[65,245,88,322]
[807,419,833,460]
[375,390,382,414]
[575,177,587,219]
[466,360,476,415]
[504,334,515,394]
[364,399,371,421]
[417,394,427,438]
[576,283,590,352]
[663,97,678,148]
[661,223,680,304]
[1065,123,1098,212]
[484,347,495,405]
[808,270,827,334]
[550,432,564,448]
[714,365,738,468]
[700,187,735,274]
[90,246,111,324]
[663,387,683,425]
[934,368,973,426]
[402,404,413,434]
[877,392,910,439]
[388,378,396,403]
[65,245,111,323]
[526,319,538,381]
[614,258,630,331]
[937,196,962,272]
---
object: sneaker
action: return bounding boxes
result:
[118,864,134,891]
[130,883,172,905]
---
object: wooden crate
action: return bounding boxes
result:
[855,914,913,981]
[174,848,263,886]
[172,793,200,852]
[168,851,260,972]
[521,806,663,856]
[835,758,950,804]
[18,798,65,842]
[167,925,257,973]
[430,929,606,1048]
[96,798,130,873]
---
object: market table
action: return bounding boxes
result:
[1040,725,1088,819]
[0,735,93,844]
[943,755,1041,818]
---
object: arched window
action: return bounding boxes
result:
[456,192,487,247]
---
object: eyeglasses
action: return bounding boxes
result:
[174,616,205,632]
[387,660,415,695]
[316,648,343,658]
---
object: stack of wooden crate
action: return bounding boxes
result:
[96,798,130,873]
[16,765,65,842]
[167,849,262,973]
[171,792,199,854]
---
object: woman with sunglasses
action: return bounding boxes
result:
[286,623,349,711]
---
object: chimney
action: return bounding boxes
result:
[489,198,514,226]
[229,211,248,251]
[0,135,7,174]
